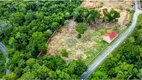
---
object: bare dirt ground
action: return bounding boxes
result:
[82,0,133,10]
[46,20,124,61]
[81,0,133,25]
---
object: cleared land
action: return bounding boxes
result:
[82,0,133,10]
[82,0,133,25]
[46,0,132,62]
[47,21,125,63]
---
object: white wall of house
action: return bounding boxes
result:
[103,36,111,43]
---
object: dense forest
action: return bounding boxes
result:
[0,50,6,78]
[89,14,142,79]
[0,1,90,79]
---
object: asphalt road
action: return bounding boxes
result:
[81,0,142,79]
[0,43,10,75]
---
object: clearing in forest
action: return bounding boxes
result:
[46,20,125,62]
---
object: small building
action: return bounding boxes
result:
[103,31,118,43]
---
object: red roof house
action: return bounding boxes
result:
[103,31,118,43]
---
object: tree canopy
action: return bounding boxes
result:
[103,9,120,22]
[0,1,88,79]
[76,23,88,39]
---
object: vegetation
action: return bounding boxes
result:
[89,14,142,80]
[3,56,87,79]
[140,0,142,3]
[0,1,89,79]
[103,9,120,22]
[76,23,88,39]
[0,51,6,78]
[61,49,69,57]
[0,0,122,79]
[87,10,100,24]
[73,6,89,22]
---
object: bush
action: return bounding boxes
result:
[77,34,81,39]
[76,23,88,39]
[76,23,87,34]
[60,49,69,57]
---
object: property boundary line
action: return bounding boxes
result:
[47,25,62,43]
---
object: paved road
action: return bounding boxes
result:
[0,43,10,75]
[81,0,142,79]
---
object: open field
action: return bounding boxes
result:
[47,21,126,63]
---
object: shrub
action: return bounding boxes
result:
[60,49,69,57]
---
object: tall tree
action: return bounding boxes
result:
[87,10,100,24]
[76,23,88,39]
[29,32,47,56]
[73,6,89,22]
[103,9,120,22]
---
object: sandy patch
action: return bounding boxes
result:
[81,0,132,25]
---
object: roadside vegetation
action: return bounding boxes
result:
[88,14,142,80]
[0,50,6,78]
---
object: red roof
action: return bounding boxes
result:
[104,31,118,40]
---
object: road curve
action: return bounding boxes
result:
[81,0,142,79]
[0,43,10,75]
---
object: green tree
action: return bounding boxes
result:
[87,10,100,24]
[9,37,16,48]
[76,23,88,39]
[26,58,36,67]
[44,29,53,38]
[17,2,26,13]
[29,32,47,56]
[90,71,108,80]
[65,61,76,74]
[73,6,89,22]
[24,11,35,21]
[50,22,59,31]
[9,12,24,25]
[56,69,71,79]
[136,69,142,79]
[36,12,44,19]
[75,60,88,76]
[36,65,50,79]
[65,12,70,19]
[3,72,17,80]
[42,56,65,70]
[60,48,69,57]
[18,72,36,80]
[103,9,120,22]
